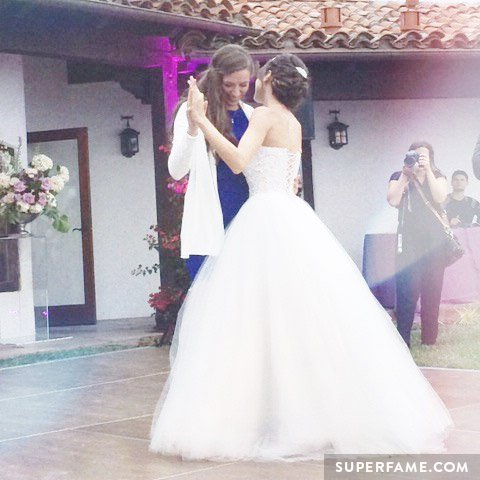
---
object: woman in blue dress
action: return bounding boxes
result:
[167,45,255,279]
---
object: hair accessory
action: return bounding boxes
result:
[295,67,308,79]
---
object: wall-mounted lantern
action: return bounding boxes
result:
[327,110,349,150]
[120,115,139,158]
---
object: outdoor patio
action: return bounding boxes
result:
[0,325,479,480]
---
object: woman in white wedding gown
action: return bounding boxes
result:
[150,54,452,461]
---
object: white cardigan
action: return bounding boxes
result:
[168,102,254,259]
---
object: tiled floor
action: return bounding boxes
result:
[0,347,479,480]
[0,317,162,360]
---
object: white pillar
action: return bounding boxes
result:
[0,54,36,343]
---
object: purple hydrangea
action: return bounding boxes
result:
[23,192,36,204]
[38,192,48,206]
[41,178,51,191]
[13,181,26,193]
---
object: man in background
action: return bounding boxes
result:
[444,170,480,227]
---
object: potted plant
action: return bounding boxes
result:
[132,172,190,343]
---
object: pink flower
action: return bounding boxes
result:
[41,178,51,191]
[14,194,22,202]
[174,183,186,194]
[38,192,48,206]
[23,192,35,204]
[13,181,26,193]
[167,178,188,195]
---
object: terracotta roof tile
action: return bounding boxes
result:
[95,0,480,51]
[93,0,253,26]
[234,1,480,50]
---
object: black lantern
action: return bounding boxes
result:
[120,115,140,158]
[327,110,348,150]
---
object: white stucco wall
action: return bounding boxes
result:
[19,55,480,318]
[312,98,480,268]
[23,56,159,320]
[0,54,36,341]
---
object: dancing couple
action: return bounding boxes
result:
[150,46,452,461]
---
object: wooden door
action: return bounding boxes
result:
[27,128,96,325]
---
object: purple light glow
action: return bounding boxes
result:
[177,58,211,75]
[144,37,212,126]
[144,37,183,125]
[163,57,179,126]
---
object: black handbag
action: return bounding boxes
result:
[412,180,465,266]
[442,227,465,266]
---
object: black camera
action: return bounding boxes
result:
[404,150,419,167]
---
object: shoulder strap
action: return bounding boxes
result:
[412,179,449,229]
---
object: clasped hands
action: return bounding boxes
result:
[186,76,303,194]
[186,77,208,135]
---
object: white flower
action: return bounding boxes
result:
[29,204,44,214]
[1,192,15,204]
[58,166,69,182]
[16,201,30,213]
[9,176,20,186]
[25,167,38,178]
[49,175,65,193]
[46,192,57,207]
[31,154,53,172]
[0,172,10,188]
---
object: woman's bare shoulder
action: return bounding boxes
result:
[249,106,276,128]
[250,105,272,117]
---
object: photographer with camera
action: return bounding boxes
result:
[387,141,448,347]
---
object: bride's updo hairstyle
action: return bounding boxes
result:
[259,54,309,111]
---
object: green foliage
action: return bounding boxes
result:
[45,207,71,233]
[411,309,480,369]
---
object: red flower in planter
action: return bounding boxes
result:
[158,230,180,253]
[148,287,184,312]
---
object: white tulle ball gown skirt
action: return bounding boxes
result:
[150,149,452,461]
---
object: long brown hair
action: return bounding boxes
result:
[197,45,254,145]
[172,45,254,147]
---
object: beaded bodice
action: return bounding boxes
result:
[243,146,301,196]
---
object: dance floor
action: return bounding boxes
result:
[1,347,479,480]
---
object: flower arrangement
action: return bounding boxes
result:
[0,141,70,233]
